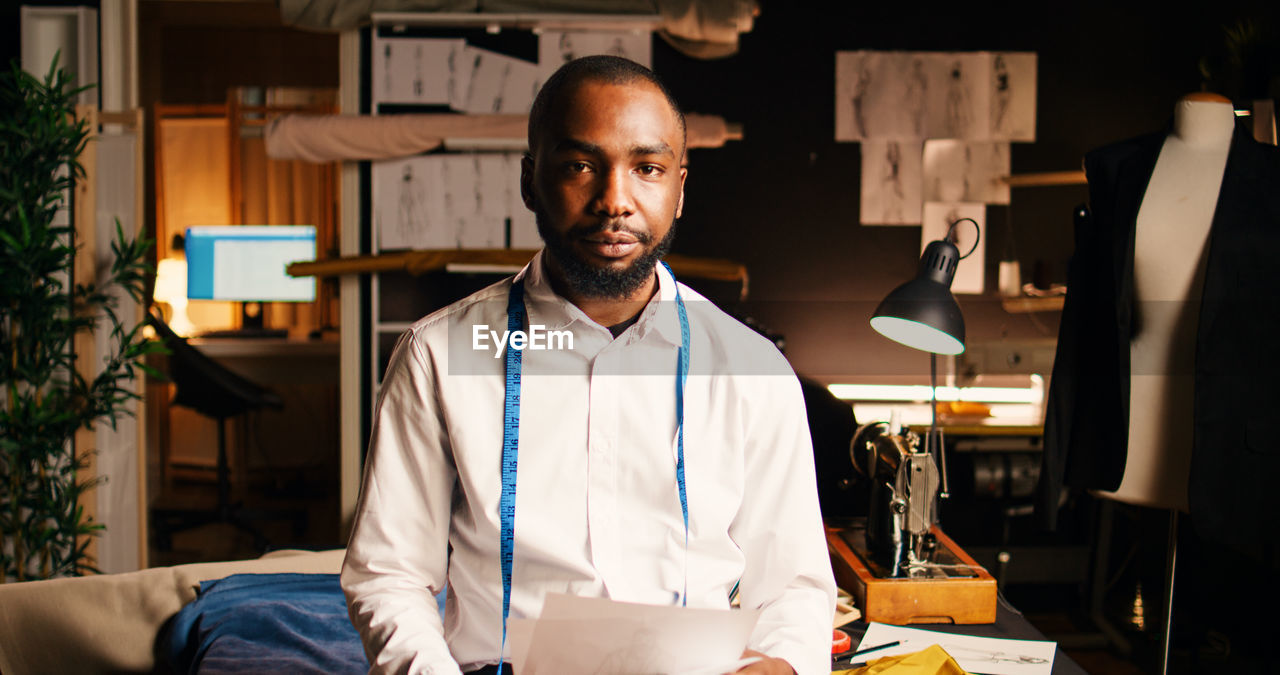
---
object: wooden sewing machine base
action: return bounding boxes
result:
[827,522,997,625]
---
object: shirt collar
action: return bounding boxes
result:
[515,249,684,348]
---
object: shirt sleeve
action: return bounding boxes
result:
[730,372,837,675]
[341,331,463,675]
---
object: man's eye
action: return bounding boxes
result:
[565,161,591,173]
[636,165,664,177]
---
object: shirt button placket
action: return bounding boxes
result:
[586,350,620,597]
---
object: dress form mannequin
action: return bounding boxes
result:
[1095,93,1236,510]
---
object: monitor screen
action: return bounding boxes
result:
[185,225,316,302]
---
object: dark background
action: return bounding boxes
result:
[6,0,1278,383]
[7,3,1280,669]
[650,1,1279,382]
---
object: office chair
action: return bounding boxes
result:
[147,311,305,552]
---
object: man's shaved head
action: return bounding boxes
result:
[527,55,686,156]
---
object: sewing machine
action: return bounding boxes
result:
[827,420,997,625]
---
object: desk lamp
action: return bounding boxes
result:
[872,218,976,481]
[154,257,196,337]
[862,218,977,573]
[832,218,997,624]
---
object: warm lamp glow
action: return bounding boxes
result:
[154,257,195,337]
[869,316,965,355]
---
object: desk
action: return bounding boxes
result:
[833,601,1087,674]
[146,337,339,497]
[828,520,1086,674]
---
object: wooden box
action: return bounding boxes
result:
[827,524,997,625]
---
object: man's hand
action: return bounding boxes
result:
[732,649,796,674]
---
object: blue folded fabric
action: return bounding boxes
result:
[164,573,368,675]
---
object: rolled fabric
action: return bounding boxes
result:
[265,111,739,162]
[264,113,528,162]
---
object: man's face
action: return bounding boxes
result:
[522,79,687,299]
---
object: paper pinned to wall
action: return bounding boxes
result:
[923,202,985,294]
[836,51,929,141]
[860,139,923,225]
[836,50,1037,143]
[924,52,990,141]
[539,30,652,81]
[455,46,541,115]
[506,154,540,248]
[375,153,522,251]
[509,593,762,675]
[989,52,1037,141]
[373,156,443,250]
[923,140,1011,204]
[373,37,465,106]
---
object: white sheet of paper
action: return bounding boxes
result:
[836,51,931,141]
[457,47,540,114]
[857,622,1056,675]
[376,152,533,251]
[860,139,923,225]
[373,156,446,250]
[923,140,1011,205]
[989,52,1037,142]
[922,202,985,294]
[539,31,652,83]
[924,52,991,141]
[510,593,762,675]
[373,37,464,105]
[836,50,1036,143]
[506,154,540,248]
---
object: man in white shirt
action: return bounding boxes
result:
[342,55,835,675]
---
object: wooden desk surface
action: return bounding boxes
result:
[940,422,1043,436]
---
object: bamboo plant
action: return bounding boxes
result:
[0,55,159,581]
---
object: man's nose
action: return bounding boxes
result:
[591,168,634,219]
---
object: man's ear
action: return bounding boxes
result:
[520,153,536,211]
[675,166,687,219]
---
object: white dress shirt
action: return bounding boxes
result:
[342,251,836,675]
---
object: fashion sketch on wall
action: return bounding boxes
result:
[836,51,1036,141]
[374,38,465,106]
[505,154,539,249]
[455,46,541,114]
[860,139,924,225]
[836,51,931,141]
[988,52,1036,141]
[838,50,1034,226]
[538,31,652,81]
[924,52,988,141]
[923,140,1011,204]
[374,156,444,250]
[374,153,529,251]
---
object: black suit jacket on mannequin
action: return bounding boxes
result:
[1037,122,1280,567]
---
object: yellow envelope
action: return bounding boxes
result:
[836,644,969,674]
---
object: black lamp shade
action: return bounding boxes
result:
[870,239,966,355]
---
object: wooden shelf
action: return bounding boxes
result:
[1001,170,1087,187]
[1001,296,1065,313]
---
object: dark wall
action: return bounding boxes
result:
[10,1,1278,383]
[650,1,1279,383]
[138,0,339,107]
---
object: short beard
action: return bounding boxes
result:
[537,211,677,300]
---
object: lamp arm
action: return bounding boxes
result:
[930,352,951,499]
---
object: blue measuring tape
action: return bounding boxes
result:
[496,263,690,674]
[497,277,525,675]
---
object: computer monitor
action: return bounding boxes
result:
[185,225,316,303]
